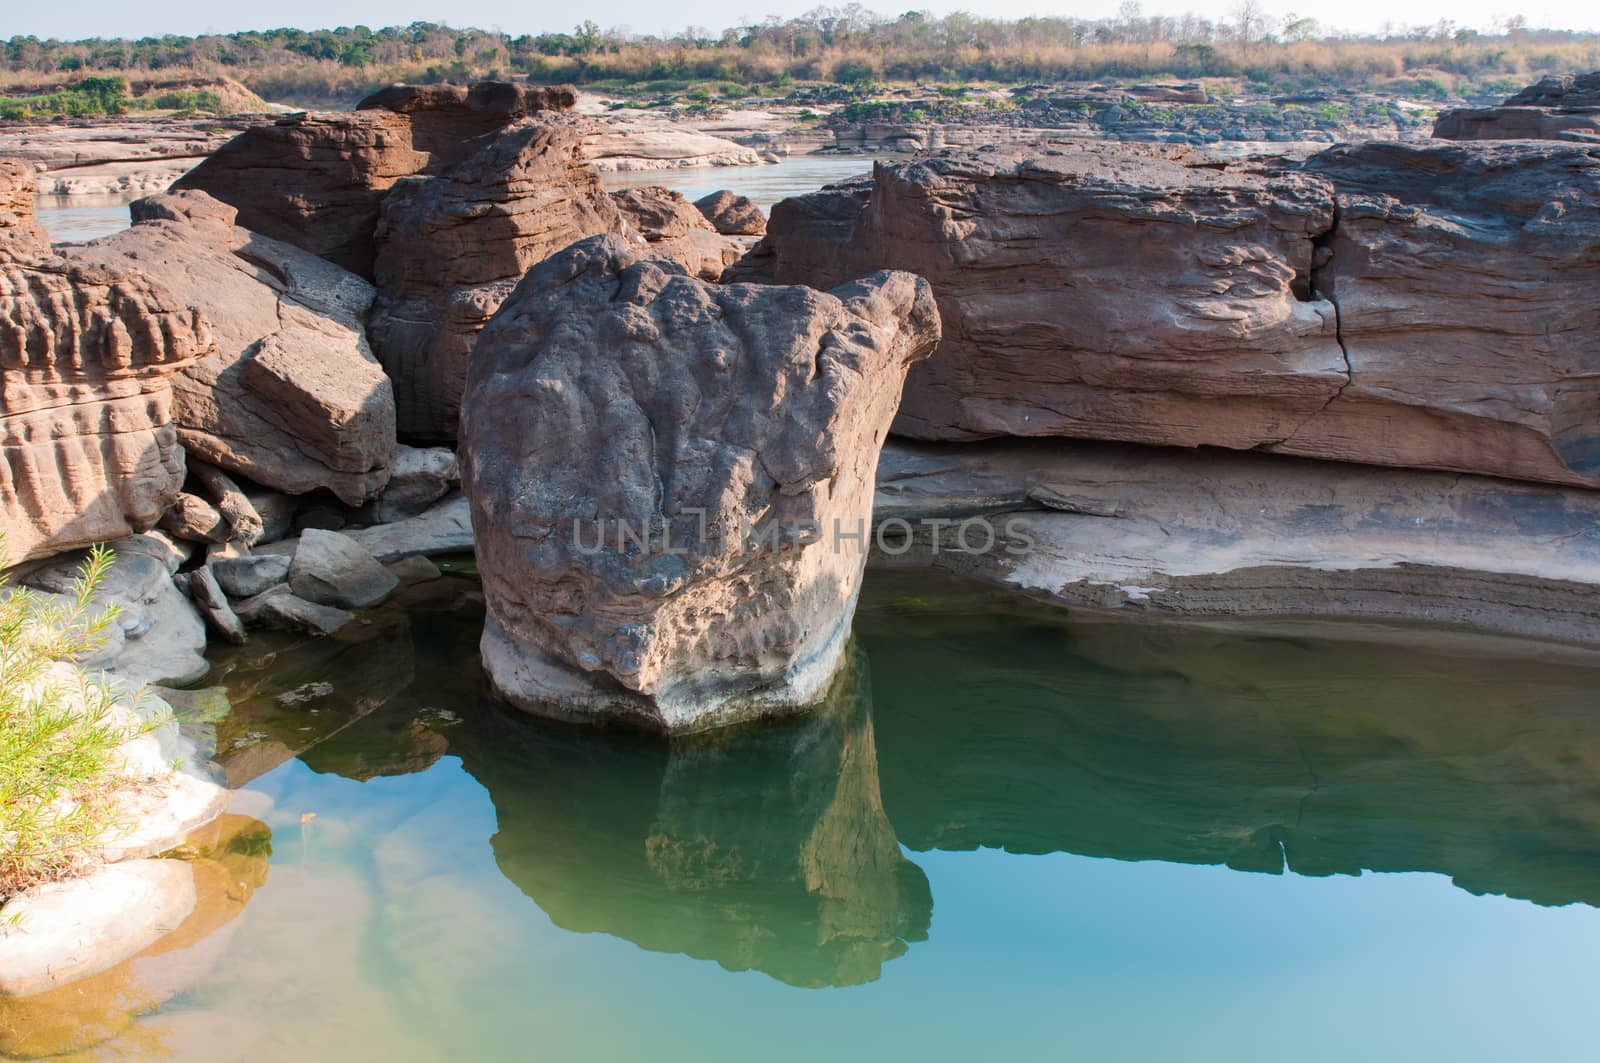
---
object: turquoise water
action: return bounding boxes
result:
[16,572,1600,1061]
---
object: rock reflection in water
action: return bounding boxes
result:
[451,650,933,988]
[858,574,1600,909]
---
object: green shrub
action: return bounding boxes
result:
[0,545,137,902]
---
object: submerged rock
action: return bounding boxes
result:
[0,161,210,563]
[461,235,939,732]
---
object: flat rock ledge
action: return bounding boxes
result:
[872,439,1600,647]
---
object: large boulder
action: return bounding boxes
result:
[1,161,211,562]
[171,111,425,276]
[610,185,743,280]
[356,81,576,167]
[739,140,1600,489]
[460,236,940,732]
[1298,140,1600,487]
[370,116,628,440]
[693,189,767,235]
[69,191,396,504]
[1434,72,1600,141]
[735,144,1344,448]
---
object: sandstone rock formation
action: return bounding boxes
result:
[370,116,627,439]
[871,437,1600,644]
[70,190,396,503]
[1,161,210,562]
[610,185,741,280]
[461,235,940,732]
[357,82,576,166]
[739,140,1600,488]
[1434,72,1600,141]
[693,189,767,235]
[172,111,424,276]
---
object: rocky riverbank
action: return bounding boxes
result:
[4,69,1600,997]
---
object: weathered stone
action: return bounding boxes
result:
[110,530,191,575]
[370,116,628,439]
[345,493,474,561]
[232,584,354,635]
[742,140,1600,488]
[365,444,458,523]
[611,185,741,280]
[736,144,1343,446]
[461,235,940,732]
[171,110,425,276]
[69,191,397,504]
[0,861,197,998]
[1298,140,1600,487]
[210,553,291,598]
[186,461,262,545]
[244,486,297,545]
[1434,72,1600,141]
[386,554,441,583]
[287,528,398,609]
[357,81,577,167]
[159,492,226,543]
[187,565,247,644]
[694,189,767,235]
[871,438,1600,644]
[1,160,210,563]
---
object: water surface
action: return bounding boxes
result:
[10,573,1600,1061]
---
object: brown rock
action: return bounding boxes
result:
[737,144,1344,449]
[611,185,742,280]
[693,189,767,235]
[1,161,210,563]
[742,140,1600,488]
[357,81,577,167]
[1434,72,1600,141]
[1298,140,1600,487]
[461,235,940,732]
[160,492,227,543]
[70,190,396,504]
[172,110,425,276]
[370,116,628,440]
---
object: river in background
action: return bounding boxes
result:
[30,154,883,245]
[7,570,1600,1061]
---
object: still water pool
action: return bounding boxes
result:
[8,572,1600,1061]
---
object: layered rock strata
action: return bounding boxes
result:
[1,161,210,562]
[1434,72,1600,141]
[736,139,1600,488]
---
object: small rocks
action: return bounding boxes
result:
[387,554,442,583]
[287,529,398,609]
[346,493,474,562]
[232,584,354,636]
[210,553,291,598]
[185,566,247,645]
[160,492,228,544]
[366,445,459,523]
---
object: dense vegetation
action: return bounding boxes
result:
[3,8,1598,109]
[0,546,134,901]
[0,74,222,119]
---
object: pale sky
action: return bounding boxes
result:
[7,0,1598,42]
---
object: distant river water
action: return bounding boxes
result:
[31,155,887,244]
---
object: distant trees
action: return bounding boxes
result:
[1,13,1596,107]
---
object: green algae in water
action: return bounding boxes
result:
[23,572,1600,1061]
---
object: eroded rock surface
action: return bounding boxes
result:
[740,140,1600,488]
[69,190,396,503]
[610,185,741,280]
[694,189,767,235]
[461,235,940,732]
[357,81,576,166]
[1434,72,1600,141]
[370,116,627,439]
[1,161,210,562]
